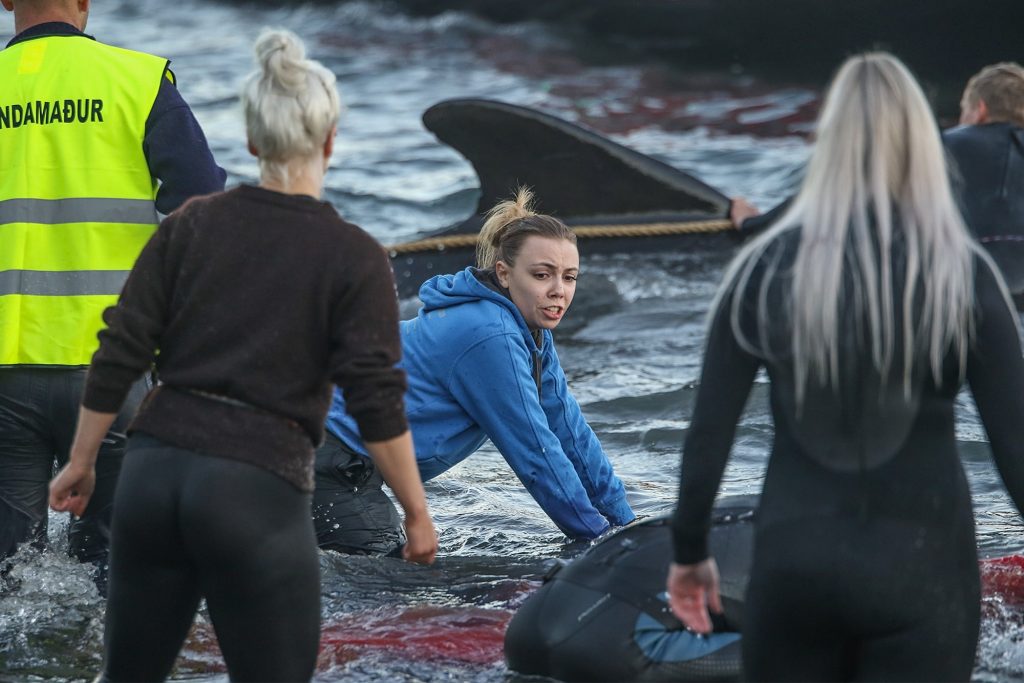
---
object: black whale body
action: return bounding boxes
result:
[504,495,757,682]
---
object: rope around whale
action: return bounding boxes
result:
[387,218,736,255]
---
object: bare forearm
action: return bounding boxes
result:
[365,430,437,564]
[50,406,118,516]
[70,406,119,467]
[364,430,428,519]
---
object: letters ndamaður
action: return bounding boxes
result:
[0,99,104,129]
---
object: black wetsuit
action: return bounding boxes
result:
[944,122,1024,242]
[506,497,756,683]
[745,125,1024,292]
[672,231,1024,681]
[312,432,405,556]
[944,122,1024,293]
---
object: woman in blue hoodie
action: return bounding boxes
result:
[313,189,635,554]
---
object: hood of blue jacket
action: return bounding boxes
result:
[417,268,535,346]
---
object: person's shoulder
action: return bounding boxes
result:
[158,188,218,219]
[155,189,224,235]
[944,122,1017,147]
[434,297,522,346]
[328,212,377,241]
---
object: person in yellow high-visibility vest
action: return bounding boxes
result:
[0,0,225,587]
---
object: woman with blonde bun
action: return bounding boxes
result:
[313,188,635,556]
[667,52,1024,681]
[49,28,436,681]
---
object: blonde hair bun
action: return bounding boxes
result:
[253,29,308,96]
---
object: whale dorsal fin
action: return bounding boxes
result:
[422,98,729,219]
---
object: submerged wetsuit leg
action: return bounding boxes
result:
[742,517,979,683]
[103,435,321,683]
[312,432,404,555]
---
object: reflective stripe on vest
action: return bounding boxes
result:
[0,270,129,296]
[0,35,165,366]
[0,198,158,225]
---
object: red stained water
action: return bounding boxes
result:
[981,554,1024,606]
[178,557,1024,674]
[318,605,512,667]
[178,604,514,675]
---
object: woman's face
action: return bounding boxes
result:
[495,236,579,330]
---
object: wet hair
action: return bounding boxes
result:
[475,188,577,269]
[241,29,341,184]
[716,52,1007,408]
[962,62,1024,127]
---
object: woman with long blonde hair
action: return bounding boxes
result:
[667,52,1024,680]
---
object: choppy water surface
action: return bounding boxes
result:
[2,1,1021,681]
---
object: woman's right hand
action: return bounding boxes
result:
[49,461,97,517]
[666,558,723,634]
[729,197,761,230]
[402,511,438,565]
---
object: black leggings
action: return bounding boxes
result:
[103,434,321,682]
[742,517,980,682]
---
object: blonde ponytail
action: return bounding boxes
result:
[476,187,575,269]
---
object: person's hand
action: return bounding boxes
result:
[402,511,438,565]
[666,558,723,634]
[729,197,761,230]
[49,461,97,517]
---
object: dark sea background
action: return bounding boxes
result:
[1,1,1022,681]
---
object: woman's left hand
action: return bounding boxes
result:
[49,461,97,517]
[666,558,723,634]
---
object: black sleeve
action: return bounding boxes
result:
[671,283,762,564]
[966,257,1024,517]
[328,236,409,443]
[740,196,793,236]
[144,70,226,215]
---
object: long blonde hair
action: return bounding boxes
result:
[718,52,981,407]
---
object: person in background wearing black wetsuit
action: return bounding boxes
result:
[667,52,1024,682]
[0,0,225,584]
[734,62,1024,278]
[48,28,437,682]
[944,62,1024,292]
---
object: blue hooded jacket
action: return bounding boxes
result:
[324,268,634,539]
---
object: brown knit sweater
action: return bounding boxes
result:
[82,184,408,491]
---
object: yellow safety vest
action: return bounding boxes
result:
[0,34,166,366]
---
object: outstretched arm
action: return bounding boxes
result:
[669,285,760,632]
[49,407,117,516]
[538,340,634,526]
[449,334,613,539]
[967,258,1024,516]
